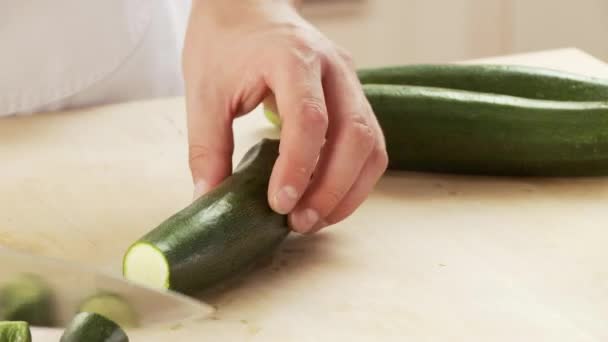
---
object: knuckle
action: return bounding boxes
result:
[372,147,390,172]
[188,144,228,169]
[188,144,212,163]
[347,119,375,149]
[318,186,347,211]
[298,99,328,129]
[288,48,323,71]
[291,34,315,54]
[288,29,317,51]
[337,47,355,69]
[285,35,328,69]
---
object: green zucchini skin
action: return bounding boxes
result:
[0,274,55,326]
[125,139,289,294]
[357,64,608,101]
[60,312,128,342]
[365,84,608,176]
[0,321,31,342]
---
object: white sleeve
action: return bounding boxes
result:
[0,0,190,117]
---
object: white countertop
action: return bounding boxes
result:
[2,48,608,341]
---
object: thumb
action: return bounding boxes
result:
[186,91,234,200]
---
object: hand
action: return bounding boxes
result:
[183,0,388,234]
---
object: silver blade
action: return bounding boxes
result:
[0,246,213,328]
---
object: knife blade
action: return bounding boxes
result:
[0,246,213,328]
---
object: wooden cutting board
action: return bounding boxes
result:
[3,48,608,341]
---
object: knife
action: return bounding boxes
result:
[0,246,213,328]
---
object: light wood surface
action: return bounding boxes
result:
[2,48,608,341]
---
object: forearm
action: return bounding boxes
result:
[192,0,301,7]
[191,0,302,29]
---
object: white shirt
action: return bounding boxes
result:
[0,0,190,116]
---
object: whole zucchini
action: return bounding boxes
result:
[357,64,608,101]
[365,84,608,176]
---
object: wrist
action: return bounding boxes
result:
[190,0,301,29]
[192,0,301,7]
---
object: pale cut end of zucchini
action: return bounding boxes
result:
[123,243,169,290]
[263,107,281,128]
[79,293,138,328]
[262,97,281,128]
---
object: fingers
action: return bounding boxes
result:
[311,145,388,233]
[265,52,329,215]
[186,83,235,200]
[184,23,386,233]
[289,117,375,233]
[288,59,384,233]
[312,100,388,232]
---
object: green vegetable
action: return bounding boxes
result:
[60,312,128,342]
[123,139,289,294]
[264,108,281,127]
[364,84,608,176]
[262,107,281,128]
[78,293,138,328]
[0,274,54,326]
[264,84,608,176]
[357,64,608,101]
[125,65,608,296]
[0,321,31,342]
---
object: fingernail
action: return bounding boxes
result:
[290,208,319,233]
[193,180,209,200]
[273,186,298,214]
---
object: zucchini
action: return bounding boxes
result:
[78,293,138,329]
[265,83,608,176]
[0,321,31,342]
[60,312,128,342]
[0,274,55,326]
[123,139,289,294]
[357,64,608,101]
[125,67,608,296]
[264,107,281,128]
[364,84,608,176]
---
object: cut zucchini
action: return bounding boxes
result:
[78,293,138,328]
[123,139,289,294]
[60,312,128,342]
[0,321,31,342]
[0,274,54,326]
[122,244,169,290]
